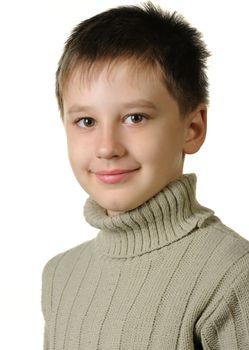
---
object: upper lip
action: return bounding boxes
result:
[94,169,138,175]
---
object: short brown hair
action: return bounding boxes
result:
[56,2,210,118]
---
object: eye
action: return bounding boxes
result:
[124,114,146,124]
[76,117,96,128]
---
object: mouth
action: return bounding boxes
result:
[94,168,139,184]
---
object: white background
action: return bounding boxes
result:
[0,0,248,348]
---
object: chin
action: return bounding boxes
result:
[100,199,138,214]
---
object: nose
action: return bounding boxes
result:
[95,125,126,159]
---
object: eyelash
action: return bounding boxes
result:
[74,113,148,128]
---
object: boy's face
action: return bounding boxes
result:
[63,60,192,216]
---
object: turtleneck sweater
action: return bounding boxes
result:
[42,174,249,349]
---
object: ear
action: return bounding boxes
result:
[183,104,207,155]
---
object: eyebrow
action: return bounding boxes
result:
[121,99,158,110]
[67,105,94,114]
[66,99,158,115]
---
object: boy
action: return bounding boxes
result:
[42,2,249,349]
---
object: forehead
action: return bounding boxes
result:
[63,57,165,94]
[62,58,181,120]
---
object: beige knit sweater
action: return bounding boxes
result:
[42,174,249,349]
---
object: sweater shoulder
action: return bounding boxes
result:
[41,239,95,319]
[42,239,94,278]
[215,219,249,245]
[200,217,249,266]
[204,219,249,285]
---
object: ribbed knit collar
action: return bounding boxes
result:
[84,173,215,258]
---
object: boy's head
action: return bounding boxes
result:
[58,2,210,216]
[56,2,210,118]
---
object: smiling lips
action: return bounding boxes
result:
[94,169,138,184]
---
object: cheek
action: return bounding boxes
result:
[133,133,173,162]
[135,129,183,168]
[66,135,90,171]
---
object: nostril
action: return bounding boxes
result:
[96,141,126,159]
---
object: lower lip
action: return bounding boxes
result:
[95,170,137,184]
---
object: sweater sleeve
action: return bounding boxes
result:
[41,253,65,350]
[199,268,249,350]
[41,260,53,350]
[43,326,49,350]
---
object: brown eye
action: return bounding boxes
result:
[77,117,95,128]
[125,114,146,124]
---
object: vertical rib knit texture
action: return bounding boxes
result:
[42,174,249,349]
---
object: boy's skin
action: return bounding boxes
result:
[63,58,207,216]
